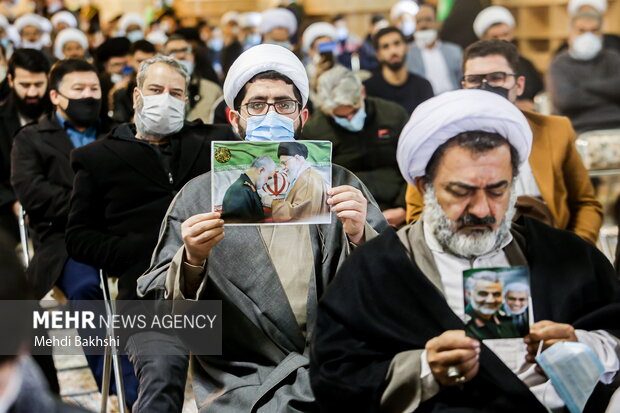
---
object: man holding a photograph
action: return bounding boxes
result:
[310,89,620,412]
[263,142,329,223]
[137,44,387,412]
[221,155,276,223]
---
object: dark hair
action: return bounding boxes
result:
[49,59,98,91]
[130,39,156,55]
[424,131,520,183]
[419,3,437,14]
[8,48,51,78]
[164,33,188,49]
[371,14,385,26]
[233,70,303,109]
[463,40,520,74]
[372,26,406,50]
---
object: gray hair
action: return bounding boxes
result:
[136,55,190,95]
[317,66,363,114]
[504,282,529,295]
[465,271,503,292]
[571,10,603,28]
[250,155,276,169]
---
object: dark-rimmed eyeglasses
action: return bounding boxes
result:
[240,100,300,116]
[462,72,517,87]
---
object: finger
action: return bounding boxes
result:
[331,200,364,213]
[327,191,365,205]
[431,348,479,366]
[184,219,225,238]
[463,360,480,381]
[455,354,480,376]
[336,210,364,220]
[328,185,360,196]
[528,323,573,343]
[183,212,221,227]
[192,227,225,244]
[433,336,480,353]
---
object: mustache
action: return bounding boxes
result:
[456,214,496,228]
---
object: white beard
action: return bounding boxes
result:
[422,185,517,260]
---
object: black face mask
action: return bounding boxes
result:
[474,82,510,100]
[13,89,50,121]
[61,95,102,127]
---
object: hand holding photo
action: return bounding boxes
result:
[212,140,332,225]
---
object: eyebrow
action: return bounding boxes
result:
[70,83,100,87]
[446,181,509,191]
[247,95,294,101]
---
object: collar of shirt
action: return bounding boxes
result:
[55,111,97,148]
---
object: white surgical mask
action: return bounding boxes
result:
[0,65,6,83]
[415,29,437,48]
[137,91,185,136]
[569,32,603,61]
[335,26,348,41]
[400,17,416,36]
[178,59,194,75]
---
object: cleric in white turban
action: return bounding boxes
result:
[302,22,337,54]
[397,88,532,186]
[223,43,309,110]
[260,7,297,48]
[390,0,419,36]
[473,6,516,39]
[53,28,88,60]
[568,0,607,15]
[117,12,145,42]
[51,11,77,32]
[13,13,51,50]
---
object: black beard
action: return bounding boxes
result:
[383,60,405,72]
[12,90,50,121]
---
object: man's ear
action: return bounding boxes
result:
[49,89,60,107]
[7,74,13,88]
[515,75,525,98]
[132,87,139,109]
[299,106,309,126]
[414,176,428,195]
[228,109,240,133]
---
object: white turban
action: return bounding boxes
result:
[302,22,336,53]
[260,8,297,36]
[221,11,240,26]
[0,15,8,30]
[390,0,419,21]
[118,13,145,35]
[240,12,262,29]
[396,89,532,186]
[568,0,607,15]
[51,11,78,29]
[223,44,309,109]
[14,14,45,33]
[54,28,88,59]
[473,6,515,39]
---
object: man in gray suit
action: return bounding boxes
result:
[406,3,463,94]
[137,44,387,412]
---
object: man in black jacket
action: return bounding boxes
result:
[65,55,234,413]
[302,65,410,227]
[9,59,139,406]
[0,49,50,243]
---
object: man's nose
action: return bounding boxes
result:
[467,190,491,218]
[26,86,39,97]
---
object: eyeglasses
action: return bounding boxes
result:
[167,47,192,57]
[241,100,300,116]
[462,72,517,87]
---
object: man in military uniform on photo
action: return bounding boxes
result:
[464,271,520,340]
[221,155,276,223]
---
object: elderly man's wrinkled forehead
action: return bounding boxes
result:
[141,61,187,97]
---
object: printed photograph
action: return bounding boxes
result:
[212,140,332,225]
[462,266,530,340]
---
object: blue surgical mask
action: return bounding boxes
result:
[243,111,297,141]
[208,37,224,52]
[333,106,366,132]
[127,30,144,43]
[245,33,262,48]
[178,59,194,75]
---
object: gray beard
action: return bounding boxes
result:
[422,185,517,260]
[134,98,168,141]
